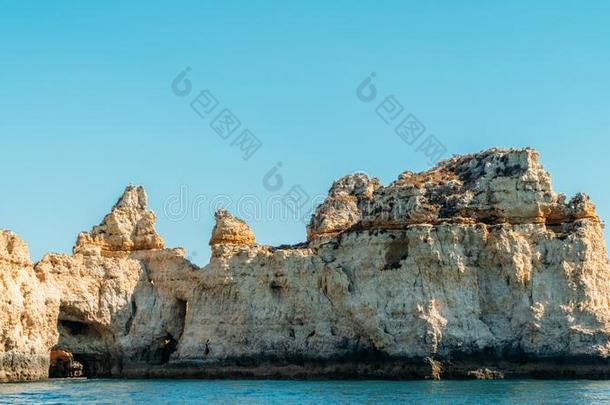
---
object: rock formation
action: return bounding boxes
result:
[0,231,59,382]
[73,185,164,255]
[209,209,255,245]
[2,147,610,381]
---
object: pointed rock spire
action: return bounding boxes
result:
[74,185,164,255]
[0,230,31,266]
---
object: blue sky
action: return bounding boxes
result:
[1,1,610,264]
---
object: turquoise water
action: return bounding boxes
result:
[1,379,610,404]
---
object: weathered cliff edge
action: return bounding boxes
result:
[3,148,610,381]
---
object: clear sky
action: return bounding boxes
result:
[2,1,610,265]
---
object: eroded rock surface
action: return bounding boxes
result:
[0,231,59,382]
[307,172,382,240]
[2,148,610,381]
[73,185,164,255]
[210,209,256,247]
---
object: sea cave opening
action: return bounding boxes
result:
[49,349,84,378]
[157,299,188,364]
[49,318,113,378]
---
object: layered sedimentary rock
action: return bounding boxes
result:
[73,185,164,255]
[0,231,59,382]
[209,209,256,248]
[34,186,188,377]
[2,147,610,381]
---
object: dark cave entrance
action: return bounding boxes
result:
[59,320,90,336]
[49,350,113,379]
[49,300,190,376]
[49,349,84,378]
[49,318,114,378]
[157,299,188,364]
[160,334,178,364]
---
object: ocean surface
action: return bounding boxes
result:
[1,379,609,404]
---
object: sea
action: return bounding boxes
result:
[0,379,609,404]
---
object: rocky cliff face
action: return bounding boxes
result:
[0,231,59,382]
[2,148,610,381]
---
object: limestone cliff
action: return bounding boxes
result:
[2,148,610,381]
[0,231,59,382]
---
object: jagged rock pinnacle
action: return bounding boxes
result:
[73,185,164,255]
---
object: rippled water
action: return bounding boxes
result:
[1,379,610,404]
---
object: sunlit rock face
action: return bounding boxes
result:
[0,231,59,382]
[33,186,185,378]
[2,148,610,381]
[307,173,382,240]
[73,185,164,256]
